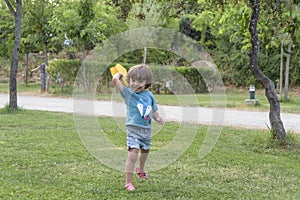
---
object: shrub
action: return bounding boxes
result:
[47,59,81,92]
[96,63,219,94]
[150,64,216,94]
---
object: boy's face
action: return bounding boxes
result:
[130,78,146,93]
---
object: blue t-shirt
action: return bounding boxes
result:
[121,86,158,129]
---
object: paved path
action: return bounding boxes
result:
[1,94,299,133]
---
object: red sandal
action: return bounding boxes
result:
[124,182,135,191]
[135,167,149,179]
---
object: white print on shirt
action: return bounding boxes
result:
[144,106,152,117]
[137,103,143,117]
[136,103,152,120]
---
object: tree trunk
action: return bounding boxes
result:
[45,43,49,66]
[82,48,88,91]
[5,0,22,109]
[249,0,286,139]
[279,41,283,99]
[45,43,50,93]
[284,42,292,101]
[143,41,147,65]
[25,52,29,87]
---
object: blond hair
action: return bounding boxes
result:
[126,64,153,89]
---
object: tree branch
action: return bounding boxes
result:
[5,0,17,18]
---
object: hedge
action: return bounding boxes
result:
[47,59,81,92]
[47,60,220,94]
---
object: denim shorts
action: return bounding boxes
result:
[126,125,152,150]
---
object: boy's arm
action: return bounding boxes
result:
[112,72,124,93]
[153,111,164,125]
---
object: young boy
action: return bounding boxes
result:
[112,64,163,191]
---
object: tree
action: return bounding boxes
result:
[281,2,298,101]
[188,0,300,88]
[284,34,293,101]
[5,0,22,109]
[49,0,120,91]
[22,0,59,66]
[249,0,286,140]
[262,0,299,100]
[0,2,14,59]
[190,1,256,87]
[51,0,119,51]
[126,0,167,64]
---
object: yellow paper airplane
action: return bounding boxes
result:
[110,64,128,86]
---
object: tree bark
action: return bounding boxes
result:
[5,0,22,109]
[25,52,29,87]
[249,0,286,139]
[45,43,49,66]
[284,41,292,101]
[279,41,283,99]
[143,41,147,65]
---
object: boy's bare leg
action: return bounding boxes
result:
[138,149,149,171]
[125,148,138,184]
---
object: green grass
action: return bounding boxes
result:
[0,110,299,199]
[223,89,300,113]
[0,83,41,94]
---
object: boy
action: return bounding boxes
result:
[112,64,163,191]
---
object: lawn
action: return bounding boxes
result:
[0,109,299,199]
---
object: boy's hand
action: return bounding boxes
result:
[155,116,164,125]
[113,72,123,80]
[153,112,164,125]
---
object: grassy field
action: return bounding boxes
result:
[1,82,300,113]
[0,109,299,199]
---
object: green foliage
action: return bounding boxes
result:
[126,0,166,29]
[0,57,10,71]
[47,59,81,91]
[1,0,300,87]
[290,55,300,86]
[190,1,300,87]
[50,0,120,54]
[95,63,211,94]
[22,0,58,55]
[76,0,96,50]
[117,48,182,65]
[0,4,14,58]
[175,66,207,93]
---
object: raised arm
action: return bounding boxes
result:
[112,72,124,93]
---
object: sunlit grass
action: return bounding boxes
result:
[0,110,299,199]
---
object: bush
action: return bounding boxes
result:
[47,59,81,92]
[95,63,220,94]
[150,64,218,94]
